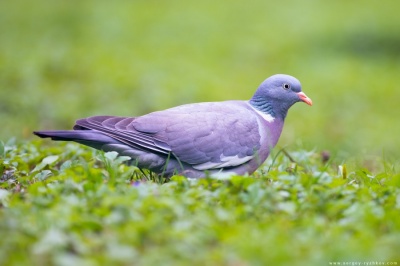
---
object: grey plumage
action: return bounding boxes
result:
[34,74,312,178]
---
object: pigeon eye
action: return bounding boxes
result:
[282,83,291,90]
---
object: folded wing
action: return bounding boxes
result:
[74,101,262,171]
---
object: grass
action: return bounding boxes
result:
[1,140,400,265]
[1,1,400,265]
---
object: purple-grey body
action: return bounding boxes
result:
[34,74,312,178]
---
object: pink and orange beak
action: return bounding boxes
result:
[297,92,313,106]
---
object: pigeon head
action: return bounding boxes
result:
[249,74,312,120]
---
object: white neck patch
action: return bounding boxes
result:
[248,103,275,123]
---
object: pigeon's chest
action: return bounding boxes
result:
[257,119,284,157]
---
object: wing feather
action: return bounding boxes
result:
[73,101,262,170]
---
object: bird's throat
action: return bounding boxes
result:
[249,97,275,118]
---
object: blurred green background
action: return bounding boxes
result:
[1,1,399,159]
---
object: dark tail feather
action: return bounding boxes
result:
[34,130,82,141]
[33,130,120,150]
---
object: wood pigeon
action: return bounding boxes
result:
[34,74,312,178]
